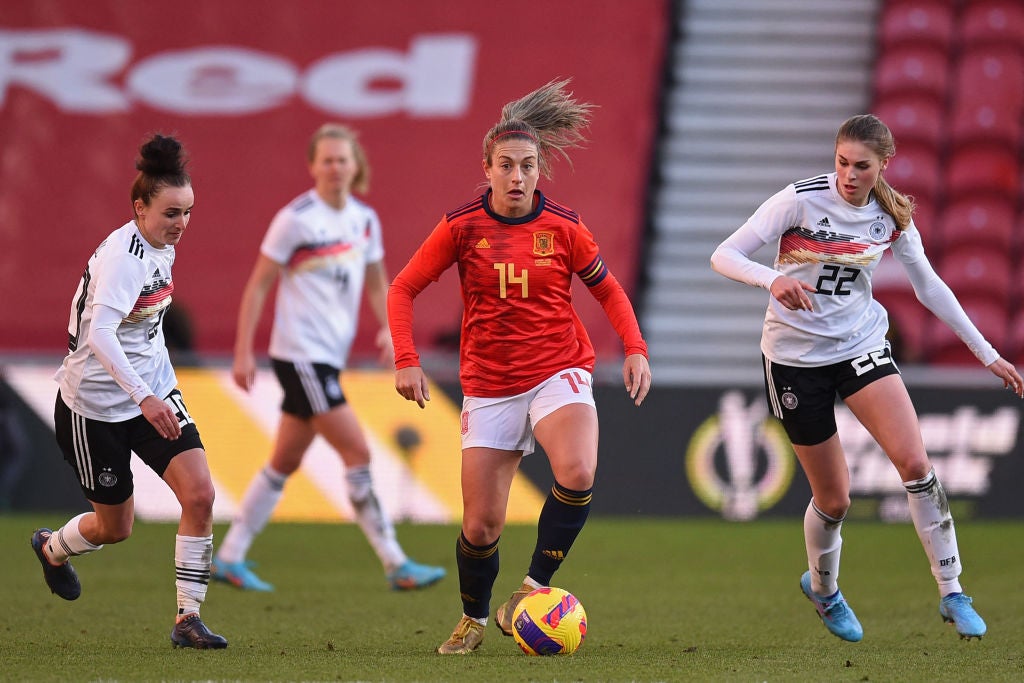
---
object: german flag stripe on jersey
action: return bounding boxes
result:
[576,254,608,287]
[288,241,353,268]
[780,229,871,256]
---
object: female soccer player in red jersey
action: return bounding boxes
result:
[388,79,652,654]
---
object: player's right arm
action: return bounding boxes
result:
[233,254,282,391]
[388,218,457,407]
[711,185,816,311]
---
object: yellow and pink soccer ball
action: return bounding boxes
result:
[511,586,587,655]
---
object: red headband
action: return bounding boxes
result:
[488,129,538,151]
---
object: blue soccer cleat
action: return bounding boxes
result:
[31,528,81,601]
[211,557,274,592]
[171,613,228,649]
[800,571,863,642]
[939,593,986,640]
[387,559,446,591]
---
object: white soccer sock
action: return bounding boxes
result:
[905,468,963,597]
[346,465,406,572]
[46,512,103,564]
[217,466,287,563]
[804,499,844,596]
[176,534,213,618]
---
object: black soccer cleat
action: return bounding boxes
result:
[171,614,228,649]
[31,528,81,601]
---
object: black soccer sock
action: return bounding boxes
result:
[456,532,499,620]
[528,482,592,585]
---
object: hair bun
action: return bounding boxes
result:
[136,134,187,176]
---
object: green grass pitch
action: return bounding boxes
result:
[3,516,1022,682]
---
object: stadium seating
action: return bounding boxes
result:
[948,98,1023,150]
[909,197,938,248]
[1008,310,1024,365]
[936,245,1014,306]
[951,47,1024,112]
[884,141,942,204]
[934,195,1016,254]
[875,286,930,363]
[877,0,956,52]
[959,0,1024,50]
[944,143,1020,200]
[873,1,1024,367]
[873,93,946,148]
[873,45,951,102]
[926,295,1009,366]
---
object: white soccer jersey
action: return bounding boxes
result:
[55,220,177,420]
[716,173,995,367]
[261,190,384,366]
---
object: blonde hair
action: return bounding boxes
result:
[836,114,915,230]
[483,78,595,179]
[308,123,370,194]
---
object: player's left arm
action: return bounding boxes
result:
[571,221,651,404]
[585,271,651,406]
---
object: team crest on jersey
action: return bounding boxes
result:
[532,232,555,257]
[869,221,888,241]
[781,391,798,410]
[98,468,118,487]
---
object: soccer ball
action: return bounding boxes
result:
[511,586,587,655]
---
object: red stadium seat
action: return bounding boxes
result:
[926,296,1009,366]
[878,0,956,52]
[949,97,1023,149]
[934,196,1016,254]
[908,197,938,249]
[944,144,1020,200]
[876,286,929,363]
[1014,251,1024,302]
[874,45,951,101]
[884,141,941,204]
[873,93,946,149]
[952,46,1024,112]
[936,245,1013,305]
[959,0,1024,50]
[1007,310,1024,365]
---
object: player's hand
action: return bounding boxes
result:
[623,353,651,407]
[232,350,257,392]
[140,395,181,440]
[769,276,817,311]
[376,327,395,368]
[986,357,1024,398]
[395,366,431,408]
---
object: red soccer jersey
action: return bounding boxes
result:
[390,190,647,397]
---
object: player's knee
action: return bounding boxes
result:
[462,517,503,546]
[896,457,931,483]
[553,463,594,492]
[178,480,216,518]
[96,517,133,544]
[819,497,851,518]
[815,495,850,520]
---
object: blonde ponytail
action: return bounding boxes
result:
[483,78,596,179]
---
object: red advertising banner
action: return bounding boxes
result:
[0,1,668,362]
